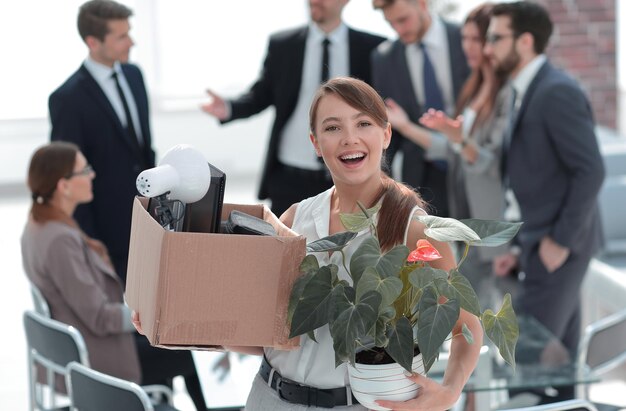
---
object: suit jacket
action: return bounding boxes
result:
[225,25,386,200]
[49,63,155,282]
[508,61,605,259]
[371,21,469,214]
[21,219,141,383]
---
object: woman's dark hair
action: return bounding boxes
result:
[455,3,505,131]
[27,142,112,265]
[309,77,425,251]
[28,141,79,225]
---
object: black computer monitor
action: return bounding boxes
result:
[182,163,226,233]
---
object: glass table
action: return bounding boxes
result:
[429,315,600,410]
[469,315,598,392]
[192,316,600,410]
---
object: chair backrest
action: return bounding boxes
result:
[598,177,626,255]
[498,399,599,411]
[23,310,89,410]
[30,283,51,318]
[578,308,626,375]
[67,362,154,411]
[23,310,89,373]
[576,308,626,400]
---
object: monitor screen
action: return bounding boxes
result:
[182,163,226,233]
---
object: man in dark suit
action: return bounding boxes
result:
[201,0,385,215]
[371,0,469,217]
[48,2,207,409]
[49,0,154,285]
[487,1,605,402]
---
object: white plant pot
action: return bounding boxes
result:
[348,353,425,411]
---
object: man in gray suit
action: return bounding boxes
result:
[371,0,469,216]
[487,1,605,402]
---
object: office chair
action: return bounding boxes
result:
[498,399,599,411]
[23,310,176,411]
[23,309,89,410]
[576,308,626,411]
[66,362,178,411]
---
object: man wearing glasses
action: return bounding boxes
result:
[486,1,605,403]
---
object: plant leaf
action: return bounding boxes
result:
[461,323,474,345]
[386,317,415,372]
[371,305,395,347]
[299,254,320,274]
[339,204,381,232]
[417,215,481,243]
[417,286,460,372]
[448,269,482,316]
[330,289,381,367]
[289,265,336,338]
[287,271,315,324]
[349,237,381,284]
[459,219,523,247]
[306,231,358,253]
[482,293,519,370]
[377,245,411,279]
[356,266,403,307]
[408,266,448,290]
[350,239,409,285]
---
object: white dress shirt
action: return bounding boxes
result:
[83,56,143,144]
[405,16,455,116]
[278,23,350,170]
[511,54,547,109]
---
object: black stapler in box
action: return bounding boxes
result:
[221,210,277,236]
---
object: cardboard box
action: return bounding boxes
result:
[126,197,305,350]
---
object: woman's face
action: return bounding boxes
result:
[64,152,95,205]
[310,93,391,187]
[461,21,485,70]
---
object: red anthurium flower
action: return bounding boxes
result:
[407,239,442,262]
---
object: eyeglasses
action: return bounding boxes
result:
[485,33,517,44]
[66,164,94,179]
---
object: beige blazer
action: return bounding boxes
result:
[21,218,141,383]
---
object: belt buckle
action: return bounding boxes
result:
[276,376,302,405]
[275,375,286,400]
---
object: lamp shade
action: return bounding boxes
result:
[136,144,211,203]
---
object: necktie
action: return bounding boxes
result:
[321,38,331,83]
[111,71,142,151]
[419,43,446,171]
[419,43,444,112]
[317,38,332,168]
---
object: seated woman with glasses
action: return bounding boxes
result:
[21,141,207,410]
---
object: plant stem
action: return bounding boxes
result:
[340,250,349,277]
[458,242,470,267]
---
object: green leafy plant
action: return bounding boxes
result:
[288,204,521,373]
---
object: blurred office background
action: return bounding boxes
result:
[1,1,625,409]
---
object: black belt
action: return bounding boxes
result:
[259,356,358,408]
[278,163,331,183]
